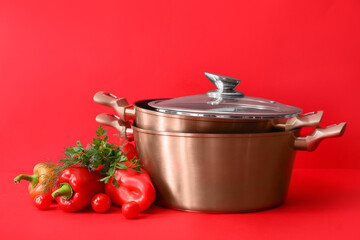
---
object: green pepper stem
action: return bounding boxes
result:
[14,172,39,188]
[52,183,74,200]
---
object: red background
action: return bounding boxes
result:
[0,0,359,171]
[0,1,359,239]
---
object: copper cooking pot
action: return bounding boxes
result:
[94,73,324,133]
[96,113,346,213]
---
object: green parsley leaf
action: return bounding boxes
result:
[42,124,143,191]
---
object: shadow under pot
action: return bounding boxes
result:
[94,72,324,133]
[96,113,346,213]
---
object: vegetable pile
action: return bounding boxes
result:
[14,125,155,219]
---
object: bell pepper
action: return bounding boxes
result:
[119,137,136,160]
[105,168,155,211]
[14,163,57,199]
[52,167,104,212]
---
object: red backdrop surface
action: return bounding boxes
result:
[1,1,360,240]
[0,0,359,170]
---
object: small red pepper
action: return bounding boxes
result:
[14,163,57,199]
[105,168,155,211]
[122,201,140,219]
[52,167,104,212]
[34,194,52,210]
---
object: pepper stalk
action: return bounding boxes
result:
[14,172,39,188]
[52,183,74,200]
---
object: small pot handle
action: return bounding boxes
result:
[93,91,135,121]
[95,113,134,141]
[294,122,347,152]
[274,111,324,131]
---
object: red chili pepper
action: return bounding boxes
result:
[105,168,155,211]
[14,163,58,199]
[52,167,104,212]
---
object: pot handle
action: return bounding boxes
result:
[294,122,347,152]
[95,113,134,141]
[274,111,324,131]
[93,91,135,121]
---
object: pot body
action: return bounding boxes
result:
[133,126,298,213]
[135,100,275,133]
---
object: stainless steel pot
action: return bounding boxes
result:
[95,113,346,213]
[94,73,324,133]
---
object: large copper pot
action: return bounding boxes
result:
[96,113,346,213]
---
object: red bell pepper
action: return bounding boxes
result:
[14,163,57,199]
[119,137,136,160]
[52,167,104,212]
[105,168,155,211]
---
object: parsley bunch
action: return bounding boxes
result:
[42,125,141,191]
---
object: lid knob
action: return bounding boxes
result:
[205,72,244,99]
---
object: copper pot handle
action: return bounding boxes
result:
[274,111,324,131]
[294,122,347,152]
[93,91,135,121]
[95,113,134,141]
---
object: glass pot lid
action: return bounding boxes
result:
[148,72,302,119]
